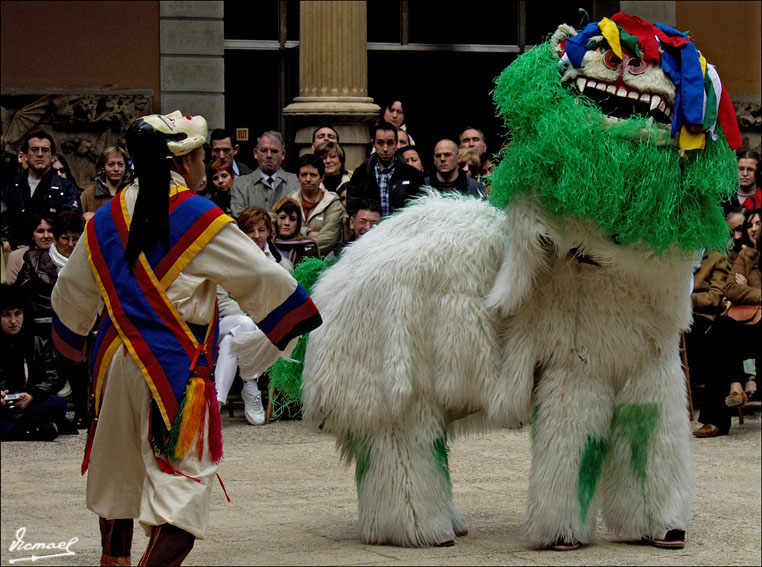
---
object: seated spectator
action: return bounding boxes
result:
[209,128,252,177]
[425,139,486,198]
[459,126,494,178]
[325,199,382,262]
[5,212,54,285]
[272,197,319,266]
[15,210,90,428]
[1,285,74,441]
[397,129,410,150]
[80,146,131,219]
[726,206,749,263]
[400,146,424,172]
[457,148,481,179]
[214,207,292,425]
[289,154,344,256]
[237,207,292,273]
[379,96,414,146]
[684,248,730,414]
[740,208,760,250]
[311,124,339,151]
[314,141,352,194]
[203,159,236,215]
[51,154,79,189]
[694,225,761,437]
[1,137,20,188]
[231,131,300,217]
[337,185,348,210]
[346,122,425,217]
[1,130,82,250]
[736,150,761,210]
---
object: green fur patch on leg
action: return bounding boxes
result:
[349,433,371,487]
[578,436,608,527]
[611,403,660,484]
[432,435,453,497]
[530,404,539,442]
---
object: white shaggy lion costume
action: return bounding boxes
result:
[302,13,741,550]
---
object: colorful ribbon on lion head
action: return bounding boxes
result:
[558,12,741,151]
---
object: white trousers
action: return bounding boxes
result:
[215,314,259,404]
[86,348,217,539]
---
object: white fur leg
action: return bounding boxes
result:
[600,345,693,540]
[525,366,615,546]
[349,412,459,547]
[450,505,469,537]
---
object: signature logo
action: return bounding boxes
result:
[7,527,78,563]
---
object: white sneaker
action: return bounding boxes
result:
[241,384,266,425]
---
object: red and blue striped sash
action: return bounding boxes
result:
[87,186,230,429]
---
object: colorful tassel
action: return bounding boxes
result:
[178,376,206,458]
[164,374,223,463]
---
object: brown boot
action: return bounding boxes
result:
[99,517,133,566]
[138,524,195,566]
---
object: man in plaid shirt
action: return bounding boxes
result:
[345,122,425,218]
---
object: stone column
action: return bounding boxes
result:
[160,1,225,129]
[282,0,380,171]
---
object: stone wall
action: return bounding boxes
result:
[735,101,762,153]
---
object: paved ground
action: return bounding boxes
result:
[1,410,760,566]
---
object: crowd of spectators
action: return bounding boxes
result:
[690,151,762,438]
[1,116,758,438]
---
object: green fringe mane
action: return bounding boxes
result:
[489,43,737,254]
[267,257,328,419]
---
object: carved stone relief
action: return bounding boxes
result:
[1,91,152,188]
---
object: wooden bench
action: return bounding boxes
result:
[737,400,761,425]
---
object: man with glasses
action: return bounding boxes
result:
[230,131,300,218]
[1,130,82,251]
[325,198,382,261]
[208,128,252,177]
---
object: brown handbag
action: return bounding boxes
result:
[726,304,762,325]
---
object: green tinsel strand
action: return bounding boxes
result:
[164,385,189,457]
[489,41,737,254]
[267,257,329,419]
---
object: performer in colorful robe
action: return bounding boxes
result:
[51,111,321,566]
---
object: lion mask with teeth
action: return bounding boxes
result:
[491,13,742,254]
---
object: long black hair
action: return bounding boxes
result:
[124,119,173,269]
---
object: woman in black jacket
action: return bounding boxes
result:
[1,285,74,441]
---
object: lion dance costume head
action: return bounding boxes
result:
[490,12,742,254]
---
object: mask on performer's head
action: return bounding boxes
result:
[130,111,207,157]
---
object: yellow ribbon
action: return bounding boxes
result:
[598,18,622,59]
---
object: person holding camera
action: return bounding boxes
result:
[1,285,72,441]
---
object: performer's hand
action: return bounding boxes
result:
[0,390,7,407]
[735,273,748,285]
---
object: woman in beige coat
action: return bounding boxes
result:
[289,154,344,256]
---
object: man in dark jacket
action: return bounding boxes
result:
[0,130,82,250]
[424,139,486,198]
[345,122,425,217]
